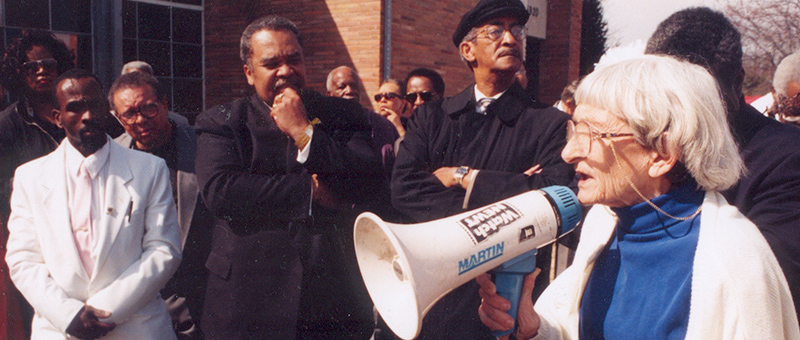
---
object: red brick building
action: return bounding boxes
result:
[1,0,581,117]
[204,0,583,110]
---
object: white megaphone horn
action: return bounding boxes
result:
[353,186,581,339]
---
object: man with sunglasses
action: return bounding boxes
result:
[109,71,212,339]
[403,68,445,111]
[390,0,574,338]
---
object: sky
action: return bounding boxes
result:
[601,0,729,47]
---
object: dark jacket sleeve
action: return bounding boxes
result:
[194,99,312,231]
[391,104,459,222]
[469,109,574,208]
[391,98,574,222]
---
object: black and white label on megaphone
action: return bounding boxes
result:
[353,185,581,340]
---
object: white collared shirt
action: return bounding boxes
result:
[474,85,506,114]
[64,137,111,258]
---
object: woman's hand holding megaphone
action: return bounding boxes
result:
[477,269,542,340]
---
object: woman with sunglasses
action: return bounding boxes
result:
[0,28,76,339]
[477,56,800,339]
[376,79,412,137]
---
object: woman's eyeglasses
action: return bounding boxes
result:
[374,92,403,101]
[405,91,433,103]
[22,58,58,73]
[566,120,635,158]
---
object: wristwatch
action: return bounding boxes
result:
[454,166,470,186]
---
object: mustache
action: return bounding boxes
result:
[274,76,304,93]
[498,49,522,58]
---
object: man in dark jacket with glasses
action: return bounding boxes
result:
[390,0,574,338]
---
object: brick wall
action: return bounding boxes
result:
[204,0,381,108]
[204,0,581,110]
[386,0,475,102]
[537,0,582,104]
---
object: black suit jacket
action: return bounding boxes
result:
[195,93,383,339]
[723,99,800,322]
[391,82,575,339]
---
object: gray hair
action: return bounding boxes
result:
[773,51,800,97]
[108,71,163,111]
[326,66,359,92]
[121,61,153,75]
[459,27,481,68]
[240,15,302,67]
[576,55,744,191]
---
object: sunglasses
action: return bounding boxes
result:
[22,58,58,73]
[374,92,403,101]
[405,91,434,103]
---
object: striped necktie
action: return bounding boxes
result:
[477,97,495,114]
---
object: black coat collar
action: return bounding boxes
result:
[443,81,540,126]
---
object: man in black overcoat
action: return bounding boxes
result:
[195,15,382,339]
[390,0,575,338]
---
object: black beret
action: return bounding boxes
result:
[452,0,529,47]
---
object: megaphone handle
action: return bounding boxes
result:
[492,271,526,337]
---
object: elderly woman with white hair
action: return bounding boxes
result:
[476,55,800,340]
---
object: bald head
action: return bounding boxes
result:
[326,66,362,102]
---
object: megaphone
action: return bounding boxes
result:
[353,186,581,339]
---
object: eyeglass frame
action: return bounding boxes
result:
[405,91,434,104]
[22,58,58,73]
[115,102,162,124]
[476,23,527,42]
[566,120,635,158]
[374,92,403,102]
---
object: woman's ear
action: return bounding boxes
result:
[648,135,679,178]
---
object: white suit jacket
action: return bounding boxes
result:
[532,191,800,340]
[6,138,182,339]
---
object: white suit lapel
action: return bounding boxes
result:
[92,142,133,278]
[41,143,91,283]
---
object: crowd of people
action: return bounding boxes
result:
[0,0,799,339]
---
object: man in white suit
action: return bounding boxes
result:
[5,69,181,339]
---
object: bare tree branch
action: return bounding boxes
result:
[725,0,800,95]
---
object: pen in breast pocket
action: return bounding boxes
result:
[127,200,133,221]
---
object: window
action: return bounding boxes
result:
[123,0,204,116]
[1,0,204,116]
[2,0,94,75]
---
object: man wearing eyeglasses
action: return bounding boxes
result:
[403,68,445,111]
[109,71,212,339]
[390,0,574,338]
